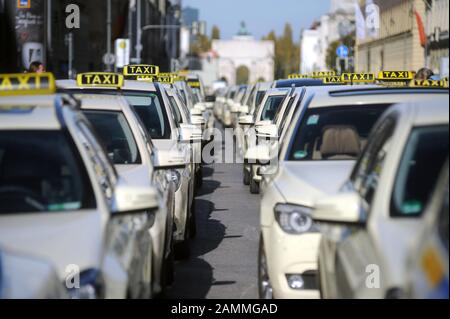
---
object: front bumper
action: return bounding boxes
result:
[261,224,321,299]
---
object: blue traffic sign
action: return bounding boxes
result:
[336,45,349,58]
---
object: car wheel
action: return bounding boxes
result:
[196,168,203,189]
[189,200,197,239]
[258,238,274,299]
[250,177,260,194]
[243,166,250,185]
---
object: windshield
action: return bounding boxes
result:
[289,105,391,161]
[83,111,141,165]
[124,92,171,140]
[0,131,96,214]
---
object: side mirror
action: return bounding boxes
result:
[179,124,202,143]
[152,147,189,170]
[191,115,206,126]
[256,123,278,139]
[112,178,160,215]
[245,144,276,165]
[239,115,255,126]
[255,120,273,127]
[312,192,366,226]
[240,105,250,114]
[190,108,203,116]
[194,103,206,112]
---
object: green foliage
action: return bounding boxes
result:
[236,66,250,84]
[264,24,300,79]
[212,25,221,40]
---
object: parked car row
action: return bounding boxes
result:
[0,68,212,299]
[214,72,449,299]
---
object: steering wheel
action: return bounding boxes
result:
[0,186,47,211]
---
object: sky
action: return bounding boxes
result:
[183,0,332,41]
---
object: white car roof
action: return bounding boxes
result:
[75,94,128,112]
[306,85,448,109]
[395,95,449,126]
[256,82,273,91]
[57,79,157,92]
[0,95,62,130]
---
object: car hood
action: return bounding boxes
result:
[275,161,355,207]
[0,211,106,279]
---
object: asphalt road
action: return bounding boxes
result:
[168,129,260,299]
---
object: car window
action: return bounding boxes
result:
[76,121,117,202]
[167,96,183,127]
[391,126,449,218]
[83,110,142,165]
[0,130,96,214]
[255,91,266,109]
[124,92,171,140]
[289,104,391,161]
[260,95,286,121]
[351,116,396,206]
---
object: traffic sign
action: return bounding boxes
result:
[103,53,116,66]
[336,45,349,58]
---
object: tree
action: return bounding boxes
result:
[263,24,300,80]
[236,66,250,84]
[211,25,221,40]
[191,35,211,55]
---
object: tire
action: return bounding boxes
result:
[258,237,274,299]
[250,177,260,195]
[189,200,197,239]
[195,168,203,189]
[174,240,191,260]
[243,166,250,185]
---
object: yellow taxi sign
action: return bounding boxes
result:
[288,74,308,79]
[311,71,336,78]
[174,74,187,82]
[0,73,56,96]
[378,71,415,81]
[76,73,124,88]
[323,76,345,84]
[188,81,201,88]
[123,64,159,77]
[410,79,449,88]
[178,70,190,76]
[421,248,444,288]
[154,75,175,84]
[341,73,376,83]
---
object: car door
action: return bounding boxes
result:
[332,115,398,299]
[75,118,153,298]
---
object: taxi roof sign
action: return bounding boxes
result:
[410,79,449,88]
[0,73,56,96]
[323,76,345,84]
[77,73,124,88]
[188,81,201,88]
[288,74,308,79]
[123,64,159,77]
[341,73,376,83]
[378,71,415,81]
[311,71,336,78]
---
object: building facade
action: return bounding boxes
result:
[300,0,355,73]
[355,0,426,73]
[0,0,181,76]
[425,0,449,76]
[212,31,274,85]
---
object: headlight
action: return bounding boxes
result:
[67,269,105,299]
[274,204,315,235]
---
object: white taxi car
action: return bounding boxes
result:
[406,161,448,299]
[250,82,448,299]
[0,249,67,299]
[0,73,159,299]
[313,94,449,299]
[75,93,178,296]
[57,69,199,259]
